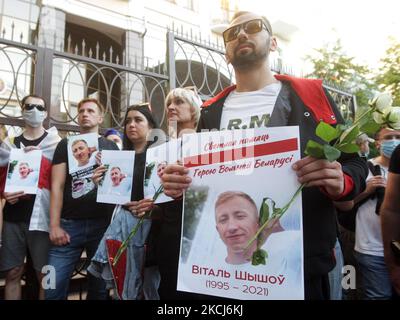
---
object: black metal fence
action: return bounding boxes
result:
[0,29,356,136]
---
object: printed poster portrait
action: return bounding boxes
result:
[5,148,42,194]
[67,132,98,174]
[177,127,304,300]
[97,150,135,205]
[67,133,99,200]
[143,139,181,204]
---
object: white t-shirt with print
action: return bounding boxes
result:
[220,80,298,230]
[219,81,282,131]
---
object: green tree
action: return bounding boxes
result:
[376,38,400,106]
[305,39,377,108]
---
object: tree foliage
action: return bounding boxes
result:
[305,39,377,107]
[376,38,400,106]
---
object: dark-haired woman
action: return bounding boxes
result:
[88,104,160,300]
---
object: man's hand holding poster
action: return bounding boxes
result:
[177,126,304,300]
[5,148,42,194]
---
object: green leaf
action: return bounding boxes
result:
[356,109,374,128]
[316,122,341,143]
[257,198,282,246]
[251,249,268,266]
[305,140,325,159]
[335,124,346,138]
[323,144,341,162]
[259,198,271,226]
[339,125,360,145]
[360,121,381,136]
[337,143,360,154]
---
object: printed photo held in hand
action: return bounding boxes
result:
[112,139,181,266]
[67,132,98,174]
[96,150,135,204]
[177,127,304,300]
[143,138,181,204]
[5,148,42,194]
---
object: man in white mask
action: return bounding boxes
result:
[21,97,48,128]
[0,94,61,300]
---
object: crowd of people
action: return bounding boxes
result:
[0,11,399,300]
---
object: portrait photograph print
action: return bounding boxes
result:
[5,148,42,194]
[96,150,135,205]
[67,132,98,174]
[143,138,181,204]
[177,127,304,300]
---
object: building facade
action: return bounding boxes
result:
[0,0,355,135]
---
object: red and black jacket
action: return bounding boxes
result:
[198,75,368,278]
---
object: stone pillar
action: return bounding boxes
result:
[38,6,65,49]
[122,30,145,111]
[38,6,67,124]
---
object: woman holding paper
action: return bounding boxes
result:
[89,103,161,299]
[156,87,203,300]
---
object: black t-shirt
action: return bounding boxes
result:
[52,136,118,220]
[4,132,48,223]
[131,152,146,201]
[389,144,400,174]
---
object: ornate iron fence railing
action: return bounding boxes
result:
[0,31,356,135]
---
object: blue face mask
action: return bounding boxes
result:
[381,139,400,158]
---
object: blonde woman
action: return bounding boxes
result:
[156,87,202,300]
[165,87,202,139]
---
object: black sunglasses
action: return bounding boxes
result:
[24,103,46,112]
[223,19,269,44]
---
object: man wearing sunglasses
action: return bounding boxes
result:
[162,11,368,300]
[0,94,61,299]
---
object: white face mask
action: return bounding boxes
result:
[23,108,46,127]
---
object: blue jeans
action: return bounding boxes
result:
[354,251,392,300]
[45,218,110,300]
[328,238,344,300]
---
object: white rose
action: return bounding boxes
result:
[373,111,386,124]
[368,96,378,107]
[373,92,393,112]
[386,107,400,129]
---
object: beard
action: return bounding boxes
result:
[229,40,269,70]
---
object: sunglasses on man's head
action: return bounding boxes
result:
[223,19,269,44]
[24,103,46,112]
